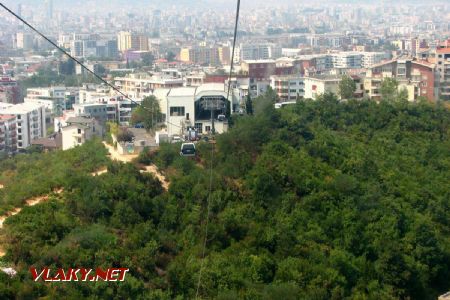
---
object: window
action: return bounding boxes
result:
[18,142,22,147]
[170,106,185,116]
[18,128,21,133]
[18,135,22,140]
[77,129,82,134]
[195,123,203,133]
[17,115,21,120]
[18,122,21,127]
[77,137,82,143]
[205,126,211,132]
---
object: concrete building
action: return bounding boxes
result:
[0,77,20,104]
[241,60,276,80]
[16,32,34,50]
[117,31,148,52]
[0,115,17,153]
[154,84,231,137]
[0,103,46,150]
[240,43,282,61]
[364,59,436,102]
[270,76,305,101]
[179,47,221,65]
[304,76,341,100]
[117,31,139,52]
[24,87,67,116]
[361,52,389,68]
[436,40,450,101]
[115,73,184,98]
[61,116,102,150]
[332,52,363,69]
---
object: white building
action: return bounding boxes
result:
[304,76,341,100]
[270,76,305,101]
[0,103,46,150]
[240,43,282,61]
[331,52,363,69]
[0,115,17,153]
[16,32,34,50]
[154,84,231,137]
[361,52,389,68]
[24,87,67,115]
[115,73,184,99]
[61,116,102,150]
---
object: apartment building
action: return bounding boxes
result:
[0,103,46,150]
[240,43,282,61]
[361,52,388,68]
[436,40,450,101]
[270,76,305,101]
[364,58,435,101]
[226,77,269,111]
[16,32,34,50]
[241,60,276,80]
[0,115,17,153]
[0,77,20,104]
[179,47,221,65]
[115,73,184,98]
[304,76,341,100]
[332,52,363,69]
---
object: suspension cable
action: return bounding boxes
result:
[195,1,240,298]
[0,3,182,129]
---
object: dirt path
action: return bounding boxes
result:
[0,143,169,260]
[141,166,169,191]
[0,189,63,258]
[103,142,169,191]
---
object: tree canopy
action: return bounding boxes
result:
[339,75,356,99]
[130,96,163,131]
[1,91,449,299]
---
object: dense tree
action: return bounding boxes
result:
[380,77,399,101]
[245,94,253,115]
[1,91,449,299]
[131,96,162,131]
[338,75,356,99]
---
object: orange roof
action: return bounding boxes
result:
[0,114,15,120]
[437,48,450,54]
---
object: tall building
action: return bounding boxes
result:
[117,31,140,52]
[0,115,17,153]
[364,58,435,102]
[270,76,305,101]
[0,103,47,150]
[114,73,184,98]
[0,77,20,104]
[436,40,450,101]
[331,52,363,69]
[179,47,221,65]
[16,32,34,50]
[240,43,282,61]
[45,0,53,19]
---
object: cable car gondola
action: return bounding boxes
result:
[180,143,196,157]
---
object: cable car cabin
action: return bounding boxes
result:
[180,143,196,157]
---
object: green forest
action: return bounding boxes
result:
[0,92,449,299]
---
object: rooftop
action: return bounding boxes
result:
[0,114,15,121]
[66,116,96,124]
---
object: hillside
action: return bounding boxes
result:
[0,92,449,299]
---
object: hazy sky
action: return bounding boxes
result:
[1,0,449,15]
